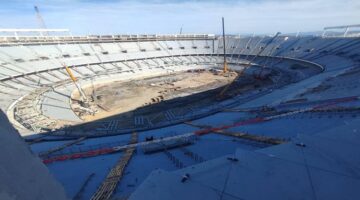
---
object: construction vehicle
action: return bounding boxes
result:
[34,5,48,36]
[63,64,91,108]
[217,32,281,99]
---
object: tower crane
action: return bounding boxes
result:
[217,32,281,99]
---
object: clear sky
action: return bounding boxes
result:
[0,0,359,35]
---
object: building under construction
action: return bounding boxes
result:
[0,22,360,200]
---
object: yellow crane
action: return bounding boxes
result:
[217,32,281,99]
[63,64,90,107]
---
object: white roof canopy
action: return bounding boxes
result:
[0,28,69,32]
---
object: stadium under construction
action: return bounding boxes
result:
[0,22,360,200]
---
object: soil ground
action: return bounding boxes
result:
[72,70,237,121]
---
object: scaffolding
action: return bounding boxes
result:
[91,132,138,200]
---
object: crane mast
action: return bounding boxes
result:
[34,5,48,35]
[222,17,228,73]
[217,32,281,99]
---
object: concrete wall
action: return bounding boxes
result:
[0,110,67,200]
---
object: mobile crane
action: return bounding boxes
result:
[63,64,92,109]
[217,32,281,99]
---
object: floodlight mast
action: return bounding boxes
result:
[222,17,228,73]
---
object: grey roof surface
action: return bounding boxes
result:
[130,119,360,200]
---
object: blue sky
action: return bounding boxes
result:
[0,0,359,35]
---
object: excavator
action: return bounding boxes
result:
[217,32,281,99]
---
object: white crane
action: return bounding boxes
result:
[34,5,48,36]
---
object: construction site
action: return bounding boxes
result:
[72,69,238,121]
[0,6,360,200]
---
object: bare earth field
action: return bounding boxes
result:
[71,70,237,121]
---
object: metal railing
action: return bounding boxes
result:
[0,34,216,46]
